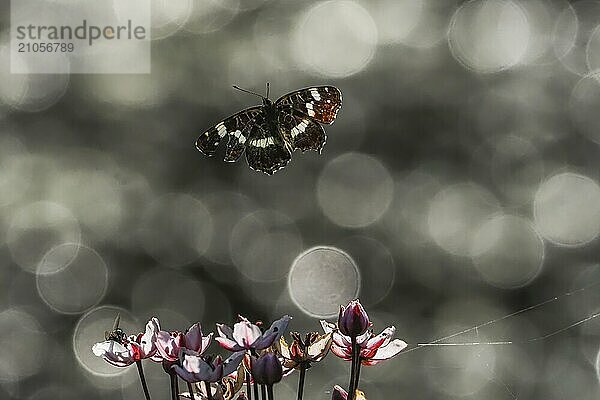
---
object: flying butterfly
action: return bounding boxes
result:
[196,84,342,175]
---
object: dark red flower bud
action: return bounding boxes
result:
[251,353,283,386]
[337,300,370,338]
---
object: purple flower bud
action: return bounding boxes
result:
[251,353,283,386]
[337,300,370,338]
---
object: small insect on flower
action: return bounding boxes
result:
[105,313,127,342]
[92,316,161,367]
[195,84,342,175]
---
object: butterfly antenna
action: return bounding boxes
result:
[266,82,270,99]
[232,85,265,99]
[112,313,121,331]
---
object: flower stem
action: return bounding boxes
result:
[253,381,259,400]
[246,372,253,400]
[205,381,213,400]
[187,382,195,399]
[170,374,177,400]
[353,360,362,399]
[296,366,306,400]
[135,361,152,400]
[347,338,357,399]
[261,384,267,400]
[267,385,275,400]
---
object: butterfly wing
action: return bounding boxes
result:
[275,86,342,125]
[245,112,291,175]
[195,106,263,161]
[277,105,326,153]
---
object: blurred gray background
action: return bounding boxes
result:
[2,0,600,399]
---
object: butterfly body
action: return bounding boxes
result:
[196,86,342,175]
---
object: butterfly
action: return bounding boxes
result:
[196,84,342,175]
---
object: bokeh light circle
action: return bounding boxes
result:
[230,210,303,282]
[183,0,239,34]
[72,306,139,377]
[117,0,191,40]
[428,183,500,256]
[554,0,600,75]
[366,0,423,45]
[151,0,192,39]
[0,42,69,111]
[448,0,530,73]
[336,236,395,306]
[0,308,47,382]
[288,246,360,318]
[317,153,394,228]
[519,0,573,65]
[570,74,600,145]
[36,244,109,314]
[7,201,81,273]
[292,1,377,78]
[586,24,600,70]
[138,193,213,267]
[426,300,501,397]
[595,346,600,383]
[47,169,124,242]
[471,215,545,289]
[534,172,600,247]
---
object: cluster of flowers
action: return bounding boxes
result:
[93,299,407,400]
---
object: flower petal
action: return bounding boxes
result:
[233,319,262,349]
[369,338,407,361]
[216,323,234,340]
[332,385,348,400]
[172,364,200,383]
[330,343,352,360]
[320,320,336,334]
[184,323,204,353]
[222,351,245,376]
[137,318,160,358]
[355,330,372,346]
[251,315,291,350]
[363,326,395,352]
[215,337,243,352]
[175,349,218,383]
[156,331,180,362]
[276,336,291,360]
[332,332,352,349]
[92,340,134,367]
[307,332,332,361]
[201,332,213,355]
